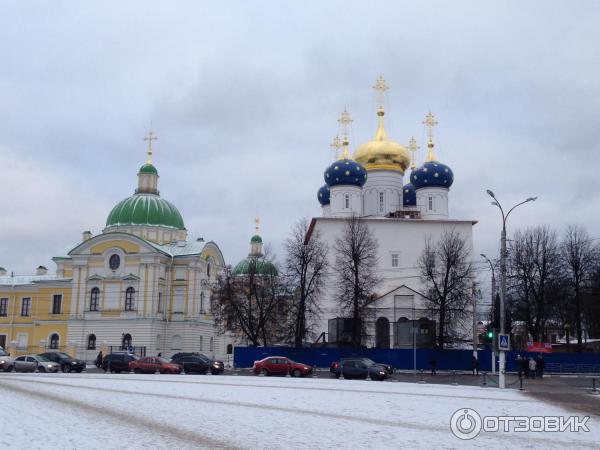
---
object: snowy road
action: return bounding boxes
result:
[0,373,598,449]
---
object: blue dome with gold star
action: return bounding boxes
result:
[324,159,367,187]
[410,161,453,189]
[317,184,330,206]
[403,183,416,207]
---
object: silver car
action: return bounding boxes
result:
[10,355,59,373]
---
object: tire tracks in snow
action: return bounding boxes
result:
[2,376,598,449]
[0,380,239,450]
[1,372,537,403]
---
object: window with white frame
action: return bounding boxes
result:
[90,287,100,311]
[52,294,62,314]
[0,298,7,317]
[17,333,28,349]
[428,196,433,211]
[210,337,214,352]
[124,287,135,311]
[344,194,350,209]
[379,192,384,212]
[391,253,399,268]
[200,292,204,313]
[21,298,31,316]
[157,292,163,313]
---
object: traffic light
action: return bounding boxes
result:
[487,330,494,339]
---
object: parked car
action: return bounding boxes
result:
[0,347,13,372]
[171,352,224,374]
[39,352,86,373]
[10,355,60,373]
[129,356,181,374]
[171,354,210,374]
[330,357,393,375]
[102,353,138,373]
[253,357,313,377]
[333,358,388,381]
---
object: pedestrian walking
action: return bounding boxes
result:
[429,358,437,376]
[536,355,544,379]
[516,354,523,377]
[471,355,479,376]
[95,350,103,368]
[529,357,536,379]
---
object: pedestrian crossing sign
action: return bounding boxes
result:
[498,334,510,351]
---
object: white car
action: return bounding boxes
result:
[0,347,13,372]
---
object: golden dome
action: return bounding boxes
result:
[353,108,410,173]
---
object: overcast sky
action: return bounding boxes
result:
[1,1,599,296]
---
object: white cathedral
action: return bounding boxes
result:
[308,77,476,349]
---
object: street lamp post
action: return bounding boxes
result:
[487,190,537,389]
[481,253,497,374]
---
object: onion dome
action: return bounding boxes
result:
[317,184,330,206]
[106,195,185,229]
[403,183,417,207]
[410,161,454,189]
[251,234,262,244]
[353,108,411,173]
[324,158,367,187]
[139,163,158,175]
[410,111,454,189]
[233,257,278,276]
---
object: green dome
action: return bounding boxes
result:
[139,163,158,175]
[233,257,277,276]
[250,235,262,244]
[106,194,185,230]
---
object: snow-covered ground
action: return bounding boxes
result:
[0,373,597,449]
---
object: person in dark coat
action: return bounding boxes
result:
[429,358,437,375]
[536,355,544,379]
[523,357,530,378]
[471,355,479,375]
[516,355,523,377]
[95,350,103,368]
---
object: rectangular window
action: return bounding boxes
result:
[16,333,28,349]
[0,334,6,348]
[52,294,62,314]
[391,254,399,268]
[428,196,433,211]
[344,194,350,209]
[379,192,384,212]
[157,292,163,313]
[0,298,7,316]
[21,298,31,317]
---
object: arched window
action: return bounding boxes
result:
[122,333,132,350]
[207,261,211,278]
[87,334,96,350]
[344,194,350,209]
[90,287,100,311]
[171,335,182,350]
[49,333,60,350]
[125,287,135,311]
[379,192,384,212]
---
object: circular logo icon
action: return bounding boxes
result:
[450,408,482,440]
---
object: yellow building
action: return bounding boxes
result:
[0,135,230,361]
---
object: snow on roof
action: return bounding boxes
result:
[0,275,70,286]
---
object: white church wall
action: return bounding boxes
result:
[362,170,404,216]
[329,186,363,217]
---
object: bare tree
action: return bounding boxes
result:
[419,229,474,349]
[283,218,328,348]
[562,225,597,350]
[332,215,381,347]
[508,225,560,341]
[211,250,282,347]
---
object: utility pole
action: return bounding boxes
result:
[472,282,478,360]
[487,190,537,389]
[481,253,497,374]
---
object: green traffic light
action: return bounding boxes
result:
[487,331,493,338]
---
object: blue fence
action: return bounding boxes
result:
[233,346,600,373]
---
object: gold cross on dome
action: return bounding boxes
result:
[423,111,438,139]
[407,136,420,169]
[330,134,342,159]
[373,74,389,108]
[144,129,158,164]
[254,217,260,235]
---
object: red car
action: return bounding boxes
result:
[129,356,181,374]
[253,356,313,377]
